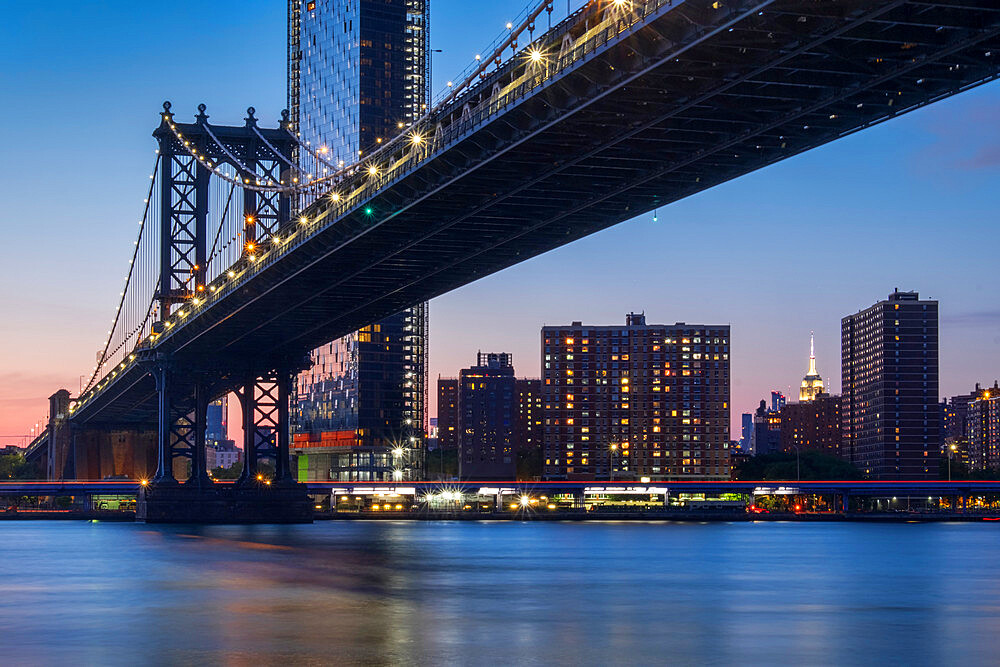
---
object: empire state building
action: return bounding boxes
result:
[799,332,825,402]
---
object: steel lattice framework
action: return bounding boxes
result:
[153,104,296,317]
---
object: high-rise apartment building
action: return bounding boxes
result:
[542,314,731,481]
[436,377,459,451]
[841,289,939,479]
[752,399,782,456]
[780,393,841,457]
[205,397,227,443]
[515,379,543,454]
[457,353,517,479]
[968,382,1000,472]
[288,0,430,481]
[438,366,540,479]
[739,412,754,452]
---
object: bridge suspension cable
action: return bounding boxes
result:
[84,154,162,394]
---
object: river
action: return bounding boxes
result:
[2,520,998,665]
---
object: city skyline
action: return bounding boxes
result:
[2,0,999,444]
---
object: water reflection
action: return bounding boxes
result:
[1,521,999,664]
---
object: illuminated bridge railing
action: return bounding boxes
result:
[71,0,698,414]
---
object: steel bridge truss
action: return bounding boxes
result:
[146,356,302,487]
[153,103,296,318]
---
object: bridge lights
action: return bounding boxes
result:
[367,164,379,176]
[245,215,255,225]
[140,479,148,486]
[246,242,255,252]
[227,270,235,278]
[529,49,543,63]
[364,207,373,216]
[410,133,424,146]
[330,192,340,202]
[300,215,308,224]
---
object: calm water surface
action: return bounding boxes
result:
[2,520,999,665]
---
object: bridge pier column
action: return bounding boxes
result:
[151,363,178,485]
[187,380,213,489]
[237,372,259,486]
[274,365,295,486]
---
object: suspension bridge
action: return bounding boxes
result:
[22,0,1000,521]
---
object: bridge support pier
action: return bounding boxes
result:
[138,357,311,523]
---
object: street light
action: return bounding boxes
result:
[948,443,958,481]
[609,443,618,481]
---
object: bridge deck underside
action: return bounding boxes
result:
[74,0,999,424]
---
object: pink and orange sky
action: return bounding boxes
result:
[2,1,999,446]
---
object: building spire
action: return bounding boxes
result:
[800,331,824,402]
[808,331,817,376]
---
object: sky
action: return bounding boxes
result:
[1,1,998,446]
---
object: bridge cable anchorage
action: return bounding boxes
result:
[83,155,161,395]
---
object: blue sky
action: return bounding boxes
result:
[1,1,998,440]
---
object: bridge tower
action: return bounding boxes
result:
[152,102,296,318]
[139,103,311,522]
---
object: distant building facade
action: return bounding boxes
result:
[841,289,939,479]
[437,377,459,451]
[542,314,731,481]
[207,439,241,471]
[739,412,754,452]
[206,397,228,443]
[292,317,427,481]
[458,353,517,479]
[752,399,782,456]
[438,365,541,479]
[968,382,1000,472]
[515,378,543,453]
[780,393,842,457]
[941,389,976,467]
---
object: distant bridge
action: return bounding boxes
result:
[23,0,1000,519]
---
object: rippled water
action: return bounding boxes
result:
[2,520,999,665]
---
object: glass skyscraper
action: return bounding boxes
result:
[288,0,430,482]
